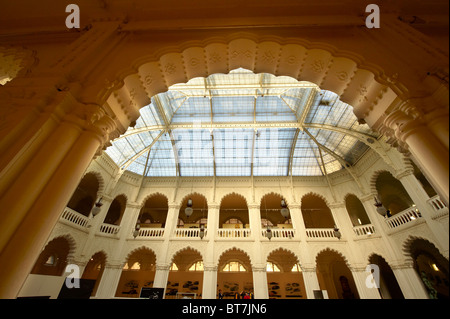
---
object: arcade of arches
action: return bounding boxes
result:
[0,0,449,299]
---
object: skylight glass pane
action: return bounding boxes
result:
[171,97,211,124]
[255,96,296,123]
[214,129,253,176]
[253,128,294,176]
[174,129,214,177]
[212,96,254,123]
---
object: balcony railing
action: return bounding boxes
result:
[60,207,90,229]
[353,224,375,236]
[261,228,296,239]
[427,195,449,220]
[135,228,165,238]
[99,223,120,235]
[217,228,251,238]
[174,228,207,238]
[385,207,422,229]
[305,228,337,239]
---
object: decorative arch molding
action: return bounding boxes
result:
[266,247,301,267]
[402,235,449,263]
[179,191,209,208]
[217,246,253,268]
[315,247,351,269]
[83,170,106,196]
[107,33,401,127]
[369,169,397,195]
[169,246,204,264]
[124,246,158,265]
[140,192,169,207]
[42,234,77,265]
[219,192,249,209]
[260,191,291,208]
[300,191,332,209]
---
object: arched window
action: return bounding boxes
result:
[188,261,204,272]
[291,264,302,272]
[222,261,247,272]
[266,262,281,272]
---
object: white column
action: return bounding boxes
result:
[252,265,269,299]
[248,204,262,237]
[396,170,449,253]
[302,265,321,299]
[391,262,429,299]
[94,262,124,299]
[289,204,306,241]
[153,264,171,297]
[78,195,113,259]
[202,204,219,299]
[329,202,354,240]
[206,204,219,240]
[202,265,218,299]
[350,266,382,299]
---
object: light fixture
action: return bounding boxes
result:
[333,225,342,240]
[266,226,273,240]
[280,199,290,219]
[185,199,193,219]
[199,224,205,240]
[91,197,103,217]
[374,197,388,217]
[133,223,141,239]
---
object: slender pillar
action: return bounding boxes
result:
[95,262,124,299]
[153,264,171,297]
[252,265,269,299]
[302,265,321,299]
[289,204,306,241]
[396,170,449,253]
[202,204,219,299]
[202,265,218,299]
[350,266,382,299]
[391,262,429,299]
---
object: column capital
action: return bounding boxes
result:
[248,203,260,210]
[168,204,181,210]
[204,265,218,272]
[390,260,416,270]
[155,263,171,271]
[394,169,415,180]
[329,202,345,209]
[105,262,126,270]
[251,264,266,273]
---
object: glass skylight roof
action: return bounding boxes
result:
[105,69,378,177]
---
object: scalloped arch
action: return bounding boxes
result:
[260,192,290,208]
[402,235,448,262]
[300,192,331,208]
[217,246,253,267]
[125,246,158,264]
[315,247,351,268]
[83,170,106,196]
[219,192,249,208]
[107,33,398,123]
[179,192,209,208]
[141,192,169,207]
[266,247,301,266]
[170,246,204,263]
